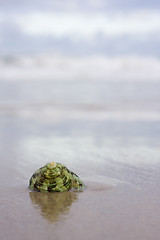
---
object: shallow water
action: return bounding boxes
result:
[1,79,160,240]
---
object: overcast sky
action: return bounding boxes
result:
[0,0,160,12]
[0,0,160,56]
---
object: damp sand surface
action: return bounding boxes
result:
[0,80,160,240]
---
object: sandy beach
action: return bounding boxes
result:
[0,74,160,240]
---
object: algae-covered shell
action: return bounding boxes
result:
[29,161,85,192]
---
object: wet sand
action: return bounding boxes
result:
[0,79,160,240]
[1,112,160,240]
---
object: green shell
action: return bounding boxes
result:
[29,162,85,192]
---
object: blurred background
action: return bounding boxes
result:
[0,0,160,120]
[0,0,160,119]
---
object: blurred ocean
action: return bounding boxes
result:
[0,54,160,122]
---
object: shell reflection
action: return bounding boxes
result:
[29,191,78,222]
